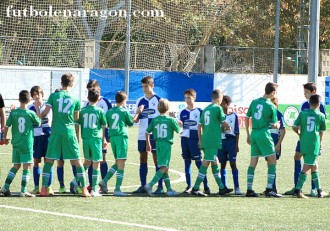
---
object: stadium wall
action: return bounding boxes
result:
[0,66,89,110]
[0,66,328,127]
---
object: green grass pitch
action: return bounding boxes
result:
[0,127,330,230]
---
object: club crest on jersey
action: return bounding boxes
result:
[184,120,198,126]
[193,113,198,119]
[142,108,156,116]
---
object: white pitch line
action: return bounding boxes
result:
[115,162,186,189]
[0,204,181,231]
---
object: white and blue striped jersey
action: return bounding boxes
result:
[301,100,326,117]
[179,107,202,139]
[28,103,52,136]
[269,110,285,137]
[221,112,239,139]
[136,94,161,140]
[84,97,112,113]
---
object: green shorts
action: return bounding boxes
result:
[156,141,172,168]
[12,148,33,164]
[46,134,80,160]
[202,148,218,162]
[250,129,275,157]
[83,138,102,162]
[303,154,318,166]
[110,136,128,160]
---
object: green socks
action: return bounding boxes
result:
[267,164,276,189]
[211,164,224,190]
[193,165,207,190]
[104,164,118,184]
[247,166,255,190]
[295,172,307,190]
[42,162,52,187]
[149,170,164,188]
[115,169,124,191]
[4,167,17,190]
[21,169,30,193]
[311,172,321,190]
[163,173,172,191]
[92,169,101,191]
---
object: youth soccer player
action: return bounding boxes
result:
[37,73,91,197]
[284,82,327,196]
[81,79,112,191]
[1,90,41,197]
[218,95,241,195]
[99,91,135,196]
[144,98,181,196]
[28,86,55,195]
[245,82,281,197]
[78,89,107,197]
[191,89,232,197]
[133,76,163,194]
[293,94,326,198]
[267,96,286,193]
[0,93,6,145]
[178,89,210,194]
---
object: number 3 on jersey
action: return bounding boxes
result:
[254,104,263,120]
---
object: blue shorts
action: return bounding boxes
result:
[181,137,202,160]
[217,136,237,163]
[138,140,156,152]
[271,133,281,160]
[33,135,49,159]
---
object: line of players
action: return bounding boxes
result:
[0,74,326,198]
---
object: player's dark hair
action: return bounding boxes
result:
[115,91,127,104]
[141,76,154,85]
[158,98,170,113]
[309,94,321,106]
[30,86,44,97]
[184,89,196,98]
[303,82,317,93]
[265,82,278,95]
[61,73,74,87]
[87,79,100,90]
[222,95,232,104]
[211,89,223,100]
[88,89,100,103]
[19,90,30,104]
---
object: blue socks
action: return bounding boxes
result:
[232,168,239,188]
[57,166,65,187]
[294,160,301,186]
[184,159,192,188]
[33,166,40,187]
[100,162,108,179]
[220,169,227,187]
[140,163,148,186]
[196,160,209,189]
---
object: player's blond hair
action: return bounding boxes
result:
[158,98,170,114]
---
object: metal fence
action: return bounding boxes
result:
[0,36,310,74]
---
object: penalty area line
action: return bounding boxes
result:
[0,204,181,231]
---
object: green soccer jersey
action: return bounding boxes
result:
[146,115,180,144]
[78,105,107,139]
[46,90,81,135]
[199,103,225,149]
[246,97,277,129]
[294,109,326,155]
[106,106,134,137]
[6,108,41,151]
